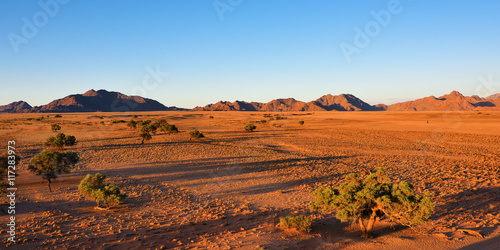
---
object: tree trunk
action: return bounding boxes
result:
[141,139,144,144]
[358,217,367,234]
[48,180,52,192]
[363,209,378,238]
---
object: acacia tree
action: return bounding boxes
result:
[310,168,434,238]
[139,131,152,144]
[78,173,127,209]
[44,133,76,150]
[28,151,79,192]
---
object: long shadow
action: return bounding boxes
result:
[432,186,500,236]
[458,235,500,250]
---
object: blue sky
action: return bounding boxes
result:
[1,0,499,108]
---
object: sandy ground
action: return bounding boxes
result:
[0,111,499,249]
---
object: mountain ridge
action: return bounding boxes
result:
[1,90,500,113]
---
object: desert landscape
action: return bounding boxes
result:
[1,110,499,249]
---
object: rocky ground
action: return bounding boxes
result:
[0,111,499,249]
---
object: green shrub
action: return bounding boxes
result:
[298,121,304,125]
[28,150,79,192]
[141,124,157,135]
[139,131,152,144]
[110,119,126,124]
[51,123,61,132]
[245,123,257,132]
[26,118,34,121]
[260,120,267,124]
[310,168,434,238]
[100,121,104,125]
[54,114,62,118]
[209,116,214,119]
[153,119,168,127]
[279,215,312,232]
[127,120,137,129]
[160,124,178,134]
[189,130,204,139]
[78,173,127,209]
[44,133,77,150]
[133,115,138,119]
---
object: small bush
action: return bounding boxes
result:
[78,173,127,209]
[141,124,157,135]
[160,124,178,134]
[153,119,168,127]
[127,120,137,129]
[110,119,126,124]
[298,121,304,125]
[44,133,77,150]
[189,130,204,139]
[279,215,312,232]
[100,121,104,125]
[260,120,267,124]
[139,132,152,144]
[245,123,257,132]
[133,115,138,119]
[35,117,44,121]
[51,124,61,132]
[209,116,214,119]
[54,114,62,118]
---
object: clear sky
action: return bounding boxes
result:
[1,1,499,109]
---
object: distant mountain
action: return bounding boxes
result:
[193,94,376,111]
[2,90,499,113]
[0,101,32,113]
[312,94,375,111]
[387,91,500,111]
[23,89,184,113]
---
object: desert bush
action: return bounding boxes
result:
[245,123,257,132]
[26,118,34,121]
[137,120,151,126]
[279,215,312,232]
[310,167,434,238]
[159,124,178,134]
[260,120,267,124]
[141,124,157,135]
[44,133,77,150]
[299,121,304,125]
[54,114,62,118]
[0,153,20,193]
[153,119,168,127]
[209,116,214,119]
[28,150,79,192]
[51,123,61,132]
[35,117,44,121]
[100,121,104,125]
[139,131,152,144]
[110,119,126,124]
[133,115,138,119]
[189,130,204,139]
[78,173,127,209]
[127,120,137,129]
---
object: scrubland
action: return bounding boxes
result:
[0,111,499,249]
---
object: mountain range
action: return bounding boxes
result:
[1,89,499,113]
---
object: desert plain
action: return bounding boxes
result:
[0,111,499,249]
